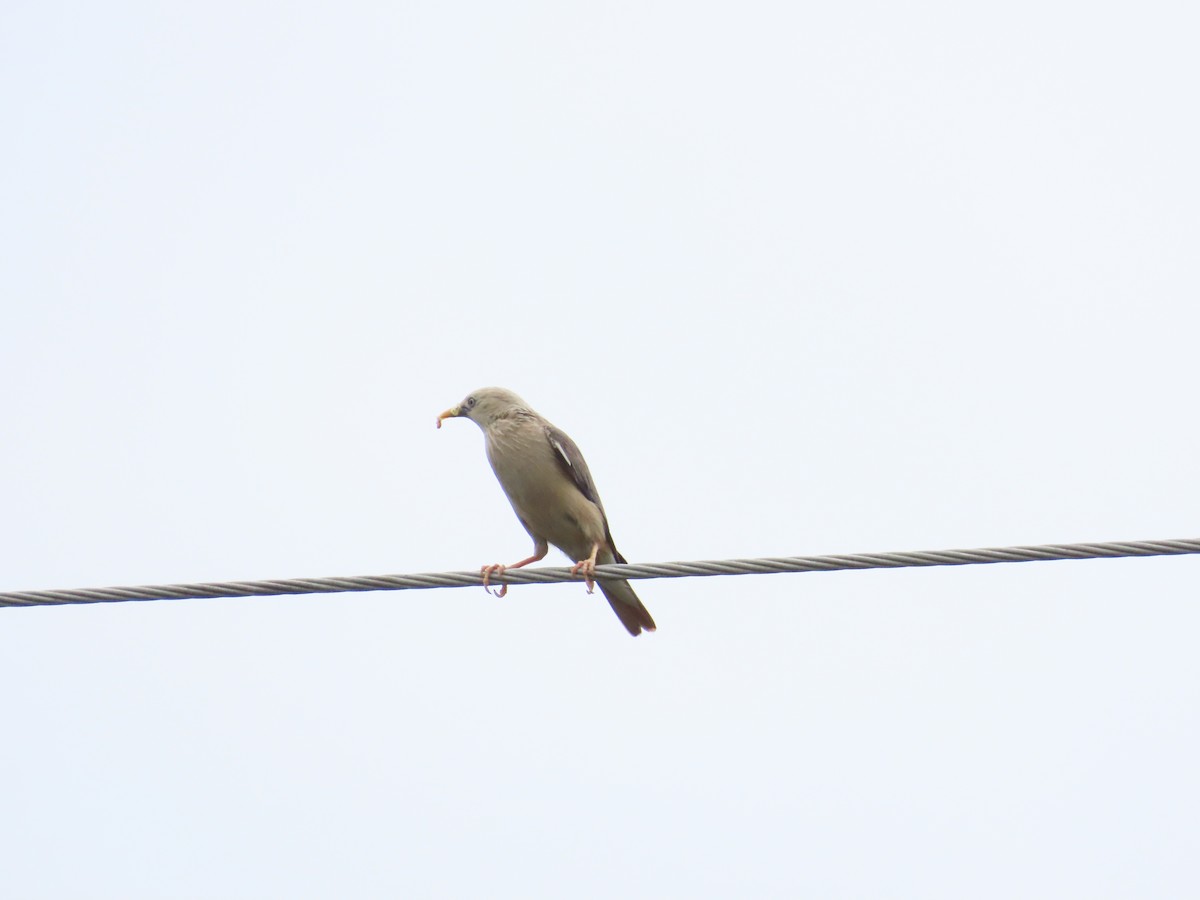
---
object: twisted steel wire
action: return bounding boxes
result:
[1,538,1197,610]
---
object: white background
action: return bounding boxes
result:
[3,1,1198,896]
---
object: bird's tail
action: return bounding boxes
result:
[597,579,657,637]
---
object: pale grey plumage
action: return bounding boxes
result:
[437,387,656,636]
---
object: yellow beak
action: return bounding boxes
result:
[436,405,461,429]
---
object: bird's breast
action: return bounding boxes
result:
[484,424,606,555]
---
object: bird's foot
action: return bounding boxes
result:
[570,558,596,594]
[481,564,508,598]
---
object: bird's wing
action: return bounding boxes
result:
[544,422,627,563]
[543,423,605,514]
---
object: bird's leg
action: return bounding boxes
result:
[480,564,507,597]
[481,541,548,598]
[570,543,602,594]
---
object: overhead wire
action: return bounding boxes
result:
[1,538,1196,610]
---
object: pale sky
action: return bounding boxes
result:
[3,1,1198,897]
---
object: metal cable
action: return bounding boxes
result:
[1,538,1197,610]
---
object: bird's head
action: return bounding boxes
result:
[437,387,531,429]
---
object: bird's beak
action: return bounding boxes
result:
[436,405,461,429]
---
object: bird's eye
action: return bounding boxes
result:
[466,396,476,408]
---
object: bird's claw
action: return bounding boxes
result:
[571,559,596,594]
[481,563,508,598]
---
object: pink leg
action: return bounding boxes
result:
[570,543,602,594]
[481,542,548,597]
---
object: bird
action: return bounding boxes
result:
[437,387,656,636]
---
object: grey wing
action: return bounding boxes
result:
[543,424,605,515]
[543,423,627,563]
